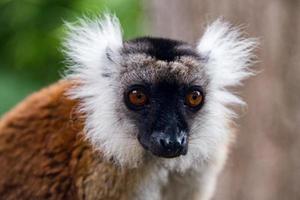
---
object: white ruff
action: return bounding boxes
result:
[64,15,144,167]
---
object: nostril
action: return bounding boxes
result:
[159,138,166,148]
[180,135,186,145]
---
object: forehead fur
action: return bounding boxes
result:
[123,37,201,61]
[119,53,208,88]
[120,37,208,87]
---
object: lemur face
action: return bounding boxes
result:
[121,38,208,158]
[65,15,257,168]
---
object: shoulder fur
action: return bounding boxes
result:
[0,81,143,199]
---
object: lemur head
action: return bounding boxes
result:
[64,14,257,170]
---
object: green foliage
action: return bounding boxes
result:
[0,0,144,115]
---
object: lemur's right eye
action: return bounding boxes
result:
[184,86,205,110]
[125,86,149,110]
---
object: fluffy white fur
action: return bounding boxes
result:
[64,15,145,167]
[64,15,257,200]
[198,19,257,108]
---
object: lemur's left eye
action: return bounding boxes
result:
[185,87,204,109]
[129,90,147,106]
[125,86,149,110]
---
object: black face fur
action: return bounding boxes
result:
[123,37,202,62]
[122,37,205,158]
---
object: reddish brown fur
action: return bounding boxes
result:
[0,81,138,200]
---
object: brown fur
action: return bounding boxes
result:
[0,81,139,200]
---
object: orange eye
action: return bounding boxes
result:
[185,90,204,108]
[128,89,148,107]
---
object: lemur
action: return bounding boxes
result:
[0,14,257,200]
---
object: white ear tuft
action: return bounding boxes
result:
[63,14,123,80]
[197,19,258,89]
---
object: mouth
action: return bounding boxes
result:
[149,146,188,158]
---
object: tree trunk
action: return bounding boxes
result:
[145,0,300,199]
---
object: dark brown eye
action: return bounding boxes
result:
[185,89,204,108]
[128,89,148,107]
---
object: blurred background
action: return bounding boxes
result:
[1,0,299,199]
[0,0,144,114]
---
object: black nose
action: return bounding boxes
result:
[149,131,188,158]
